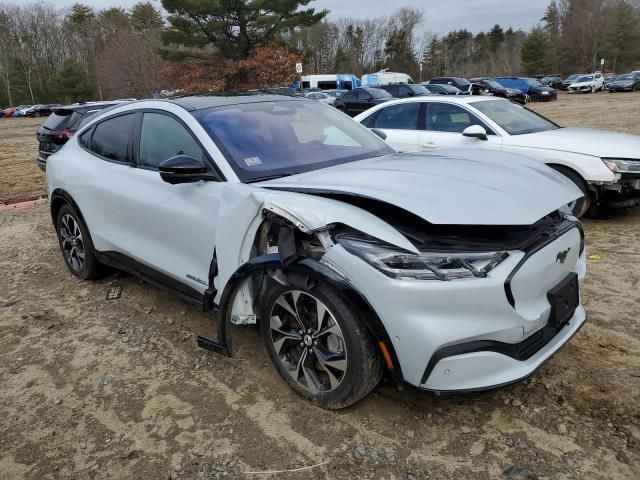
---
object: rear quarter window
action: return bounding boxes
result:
[88,113,137,163]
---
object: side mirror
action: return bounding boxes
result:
[462,125,488,140]
[371,128,387,140]
[159,155,217,184]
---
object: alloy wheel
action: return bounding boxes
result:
[269,290,348,394]
[60,213,85,271]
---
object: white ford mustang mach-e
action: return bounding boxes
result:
[47,95,586,408]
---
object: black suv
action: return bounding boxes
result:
[333,87,393,116]
[36,101,127,172]
[541,75,563,89]
[376,83,432,99]
[469,78,528,104]
[427,77,472,93]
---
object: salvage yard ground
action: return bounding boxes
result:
[1,92,639,479]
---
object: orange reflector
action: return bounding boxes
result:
[378,341,394,370]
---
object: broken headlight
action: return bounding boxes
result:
[603,158,640,173]
[338,237,508,281]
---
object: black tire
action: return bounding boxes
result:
[55,204,105,280]
[260,281,383,409]
[550,165,591,218]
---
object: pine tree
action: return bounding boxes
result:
[161,0,327,60]
[521,28,551,74]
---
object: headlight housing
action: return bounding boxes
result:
[338,236,508,281]
[603,158,640,173]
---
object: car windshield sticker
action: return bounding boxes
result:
[244,156,262,167]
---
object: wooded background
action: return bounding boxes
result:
[1,0,639,106]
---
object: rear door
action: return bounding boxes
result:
[420,101,502,150]
[354,90,373,115]
[362,102,424,152]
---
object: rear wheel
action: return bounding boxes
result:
[260,282,383,409]
[55,204,105,279]
[550,165,591,218]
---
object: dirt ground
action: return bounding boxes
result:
[0,117,46,204]
[1,93,639,479]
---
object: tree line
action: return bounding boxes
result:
[0,2,167,107]
[1,0,639,107]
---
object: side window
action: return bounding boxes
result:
[372,103,421,130]
[90,113,136,162]
[426,103,493,134]
[78,129,92,149]
[342,91,355,100]
[358,91,372,101]
[139,112,205,169]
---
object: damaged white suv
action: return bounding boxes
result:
[47,95,587,409]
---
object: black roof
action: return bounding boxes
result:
[167,93,306,112]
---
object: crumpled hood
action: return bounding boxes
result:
[508,127,640,159]
[257,150,581,225]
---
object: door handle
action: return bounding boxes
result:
[421,142,435,148]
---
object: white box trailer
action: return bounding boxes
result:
[300,74,361,91]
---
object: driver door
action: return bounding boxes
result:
[114,111,224,294]
[420,102,502,151]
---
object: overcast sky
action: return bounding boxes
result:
[11,0,550,35]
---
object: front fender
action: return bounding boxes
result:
[216,253,404,379]
[501,146,618,184]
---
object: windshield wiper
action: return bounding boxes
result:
[247,172,297,183]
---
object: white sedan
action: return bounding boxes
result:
[354,96,640,217]
[305,91,334,105]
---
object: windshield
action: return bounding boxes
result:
[408,84,430,94]
[194,100,394,182]
[524,78,542,87]
[485,80,502,89]
[615,74,634,81]
[470,99,560,135]
[368,88,393,99]
[440,85,461,93]
[576,75,594,82]
[567,74,581,81]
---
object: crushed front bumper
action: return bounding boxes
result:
[421,306,586,392]
[322,224,586,391]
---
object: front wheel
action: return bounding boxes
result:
[551,165,592,218]
[260,282,383,409]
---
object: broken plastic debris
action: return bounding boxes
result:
[103,376,110,385]
[106,285,122,300]
[587,254,601,260]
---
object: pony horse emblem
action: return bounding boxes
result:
[556,247,571,264]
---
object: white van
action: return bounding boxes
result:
[300,74,360,91]
[361,70,415,87]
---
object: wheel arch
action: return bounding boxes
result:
[546,163,591,194]
[217,253,404,381]
[50,189,86,226]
